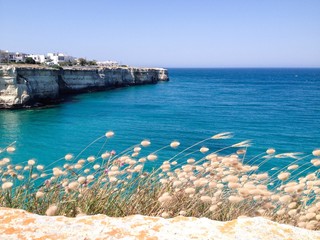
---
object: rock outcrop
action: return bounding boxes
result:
[0,65,169,109]
[0,208,319,240]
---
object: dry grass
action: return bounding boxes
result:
[0,131,319,230]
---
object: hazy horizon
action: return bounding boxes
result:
[1,0,319,68]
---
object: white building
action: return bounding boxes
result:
[0,50,29,63]
[97,60,119,67]
[27,54,49,63]
[47,53,75,65]
[1,51,29,63]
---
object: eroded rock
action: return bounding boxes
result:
[0,208,319,239]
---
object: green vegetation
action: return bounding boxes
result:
[78,58,87,66]
[24,57,36,64]
[0,132,319,230]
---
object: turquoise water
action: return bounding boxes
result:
[0,68,319,171]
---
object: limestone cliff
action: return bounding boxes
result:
[0,208,319,239]
[0,65,169,109]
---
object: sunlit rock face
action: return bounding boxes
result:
[0,208,319,240]
[0,65,169,109]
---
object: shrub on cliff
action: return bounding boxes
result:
[88,60,97,66]
[78,58,87,66]
[25,57,36,64]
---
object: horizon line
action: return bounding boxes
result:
[162,66,320,69]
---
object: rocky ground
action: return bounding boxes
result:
[0,207,319,240]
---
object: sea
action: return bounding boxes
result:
[0,68,319,174]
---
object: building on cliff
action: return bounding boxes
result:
[47,53,75,65]
[0,50,118,68]
[27,54,50,64]
[0,50,28,63]
[96,60,119,67]
[0,50,76,65]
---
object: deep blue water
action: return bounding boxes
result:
[0,68,319,172]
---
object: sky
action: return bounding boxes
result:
[0,0,319,68]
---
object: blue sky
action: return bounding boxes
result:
[0,0,319,67]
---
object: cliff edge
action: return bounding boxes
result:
[0,208,319,240]
[0,65,169,109]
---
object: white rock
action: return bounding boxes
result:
[0,208,319,239]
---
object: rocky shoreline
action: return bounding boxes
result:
[0,65,169,109]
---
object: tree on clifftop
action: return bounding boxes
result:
[78,58,87,66]
[88,60,97,65]
[25,57,36,64]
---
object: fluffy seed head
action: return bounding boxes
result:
[147,154,157,161]
[306,212,316,220]
[278,172,290,181]
[17,175,24,180]
[228,196,243,203]
[93,164,100,170]
[237,149,246,155]
[200,147,209,153]
[36,165,44,171]
[266,148,276,155]
[276,209,285,215]
[141,140,151,147]
[87,156,96,162]
[179,210,186,216]
[134,147,141,152]
[15,165,22,170]
[6,147,15,152]
[36,191,44,199]
[312,149,320,157]
[28,159,36,166]
[74,164,82,169]
[170,141,180,148]
[185,187,196,194]
[209,205,218,211]
[2,182,13,190]
[200,196,212,203]
[64,154,73,161]
[52,168,64,176]
[46,205,58,216]
[134,165,143,172]
[212,132,233,139]
[31,174,38,179]
[68,181,80,191]
[105,131,115,138]
[232,140,251,148]
[311,159,320,167]
[187,158,195,164]
[288,209,297,216]
[279,195,291,203]
[158,193,172,203]
[101,152,110,159]
[78,176,86,184]
[86,175,94,181]
[287,165,299,170]
[161,212,170,218]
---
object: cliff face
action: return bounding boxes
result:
[0,65,168,109]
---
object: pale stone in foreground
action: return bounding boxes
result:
[0,208,319,240]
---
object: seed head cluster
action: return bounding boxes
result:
[0,132,319,230]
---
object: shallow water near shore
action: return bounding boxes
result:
[0,68,319,173]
